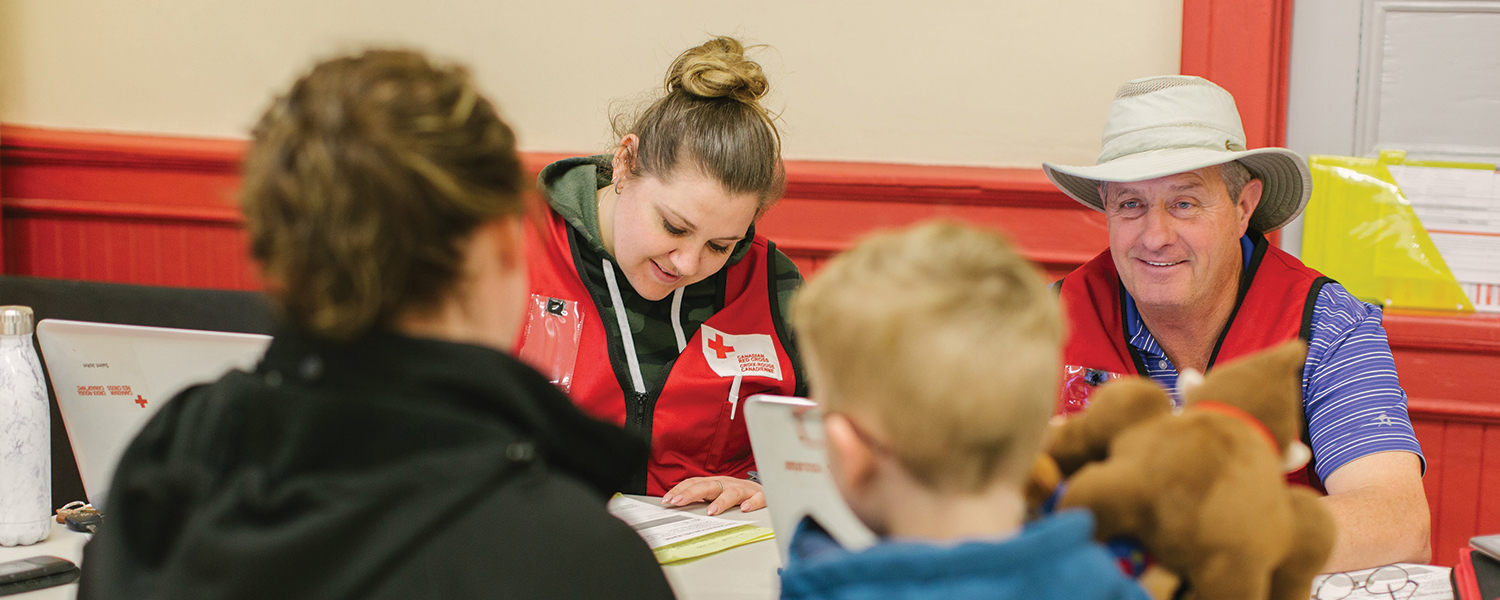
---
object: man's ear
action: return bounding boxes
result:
[1237,177,1264,233]
[611,134,639,183]
[824,413,879,497]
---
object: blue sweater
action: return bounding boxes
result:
[779,510,1150,600]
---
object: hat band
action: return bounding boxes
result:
[1097,124,1248,164]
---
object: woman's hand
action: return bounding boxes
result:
[660,476,765,516]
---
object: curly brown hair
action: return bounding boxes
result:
[242,49,525,341]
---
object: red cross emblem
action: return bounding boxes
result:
[135,395,148,408]
[708,334,735,359]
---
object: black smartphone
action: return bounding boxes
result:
[0,556,79,596]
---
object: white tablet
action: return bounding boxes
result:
[743,394,875,562]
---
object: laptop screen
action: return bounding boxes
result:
[36,319,270,510]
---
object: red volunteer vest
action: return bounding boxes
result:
[518,210,799,495]
[1057,234,1331,491]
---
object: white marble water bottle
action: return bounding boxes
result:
[0,306,50,546]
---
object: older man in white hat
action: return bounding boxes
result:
[1046,76,1429,572]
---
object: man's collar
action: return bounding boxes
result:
[1123,234,1256,351]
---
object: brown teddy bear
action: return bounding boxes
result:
[1041,340,1336,600]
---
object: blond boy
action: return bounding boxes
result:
[778,221,1148,600]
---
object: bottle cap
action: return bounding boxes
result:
[0,306,36,336]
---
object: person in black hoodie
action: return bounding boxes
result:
[78,49,675,600]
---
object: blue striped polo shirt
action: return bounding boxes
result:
[1123,236,1425,481]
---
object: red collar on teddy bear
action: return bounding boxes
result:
[1190,401,1280,454]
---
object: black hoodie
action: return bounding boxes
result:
[78,327,675,600]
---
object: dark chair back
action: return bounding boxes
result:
[0,275,275,509]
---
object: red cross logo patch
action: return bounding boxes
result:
[699,325,782,381]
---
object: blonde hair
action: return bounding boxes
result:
[792,221,1064,492]
[242,49,525,341]
[614,36,784,212]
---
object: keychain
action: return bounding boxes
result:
[56,501,102,534]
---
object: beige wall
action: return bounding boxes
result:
[0,0,1180,168]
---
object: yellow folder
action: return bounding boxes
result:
[1301,150,1493,312]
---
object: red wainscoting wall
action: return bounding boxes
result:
[0,125,1108,285]
[0,127,256,289]
[4,124,1499,566]
[1387,314,1500,564]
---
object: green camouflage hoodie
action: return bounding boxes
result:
[537,156,807,398]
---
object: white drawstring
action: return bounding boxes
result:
[670,288,687,353]
[728,373,743,420]
[602,259,647,394]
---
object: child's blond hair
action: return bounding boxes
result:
[793,221,1063,492]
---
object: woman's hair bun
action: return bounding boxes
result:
[665,36,769,105]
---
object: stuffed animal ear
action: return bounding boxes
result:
[1046,378,1173,476]
[1283,440,1313,472]
[1176,368,1205,402]
[1025,454,1064,513]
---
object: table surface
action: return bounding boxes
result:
[0,500,783,600]
[644,496,782,600]
[0,504,1453,600]
[0,523,86,599]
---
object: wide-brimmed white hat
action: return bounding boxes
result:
[1043,75,1312,233]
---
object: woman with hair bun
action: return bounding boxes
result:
[79,50,673,599]
[520,36,804,515]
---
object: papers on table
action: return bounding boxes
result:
[1310,563,1451,600]
[1388,165,1500,311]
[607,495,774,564]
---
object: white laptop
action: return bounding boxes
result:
[36,319,272,510]
[743,394,876,562]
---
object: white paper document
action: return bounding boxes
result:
[1388,164,1500,311]
[606,495,748,549]
[1309,563,1451,600]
